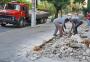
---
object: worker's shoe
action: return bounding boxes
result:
[59,35,62,37]
[53,34,57,36]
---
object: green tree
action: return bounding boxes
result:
[18,0,26,3]
[41,0,70,18]
[71,0,85,12]
[74,0,85,4]
[87,0,90,12]
[1,0,13,3]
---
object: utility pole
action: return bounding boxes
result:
[31,0,36,27]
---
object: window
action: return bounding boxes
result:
[5,4,20,10]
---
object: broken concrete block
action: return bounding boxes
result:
[80,34,88,38]
[32,46,42,52]
[70,34,83,43]
[86,49,90,56]
[81,39,90,47]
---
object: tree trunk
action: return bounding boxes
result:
[36,0,38,8]
[87,0,90,12]
[55,9,59,18]
[60,9,62,17]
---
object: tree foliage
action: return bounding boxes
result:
[0,0,12,3]
[18,0,27,3]
[41,0,70,18]
[74,0,85,4]
[0,0,29,3]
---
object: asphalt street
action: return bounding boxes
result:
[0,25,16,33]
[0,23,54,62]
[0,27,11,33]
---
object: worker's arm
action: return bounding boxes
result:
[63,22,66,29]
[69,21,74,36]
[62,22,66,32]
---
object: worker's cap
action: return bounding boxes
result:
[63,15,71,20]
[67,13,72,16]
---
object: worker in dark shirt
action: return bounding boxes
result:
[70,14,83,35]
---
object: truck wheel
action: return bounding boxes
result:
[1,23,6,26]
[18,18,25,27]
[40,19,44,24]
[41,19,46,23]
[43,18,47,23]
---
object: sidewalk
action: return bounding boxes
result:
[0,23,55,62]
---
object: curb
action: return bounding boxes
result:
[32,36,54,51]
[39,36,54,48]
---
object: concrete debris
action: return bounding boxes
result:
[27,35,90,62]
[80,35,88,38]
[26,49,42,61]
[70,34,83,43]
[32,46,42,52]
[41,37,90,62]
[81,39,90,47]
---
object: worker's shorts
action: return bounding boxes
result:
[54,22,62,25]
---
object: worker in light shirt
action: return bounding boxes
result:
[53,16,70,37]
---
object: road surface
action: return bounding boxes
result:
[0,23,54,62]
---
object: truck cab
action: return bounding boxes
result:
[0,1,30,27]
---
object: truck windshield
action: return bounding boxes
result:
[5,4,20,10]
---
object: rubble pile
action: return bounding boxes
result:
[27,35,90,62]
[24,20,90,62]
[41,36,90,62]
